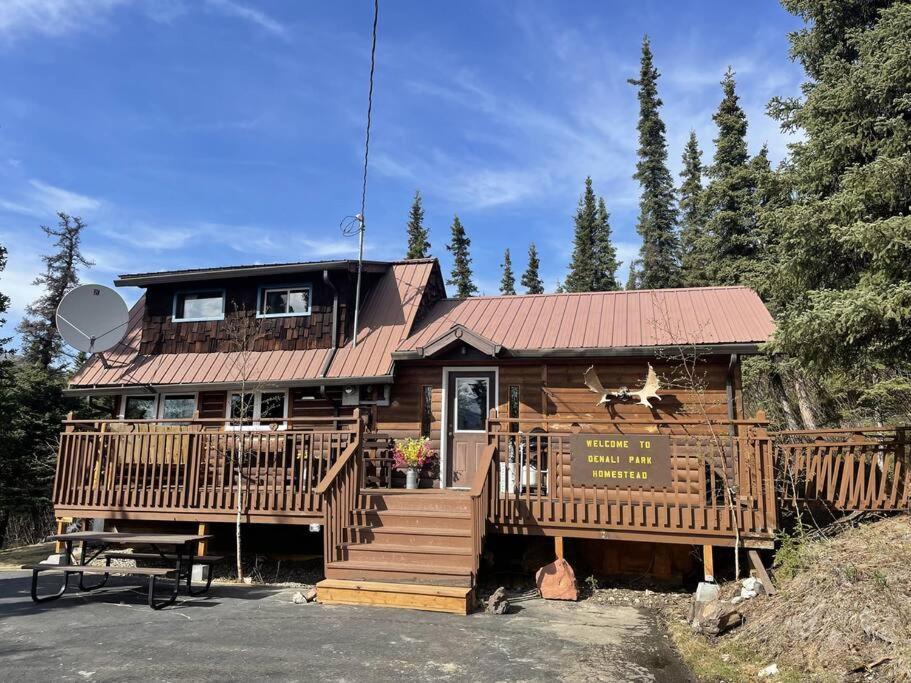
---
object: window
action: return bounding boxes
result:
[420,385,433,438]
[455,377,488,432]
[258,285,311,318]
[173,290,224,321]
[227,390,288,429]
[124,395,156,420]
[160,394,196,419]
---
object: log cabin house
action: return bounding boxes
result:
[57,256,781,612]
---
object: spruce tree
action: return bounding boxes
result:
[499,249,516,295]
[593,197,620,291]
[628,35,680,289]
[404,190,430,259]
[565,177,598,292]
[701,69,757,287]
[762,0,911,421]
[0,243,10,356]
[521,243,544,294]
[678,131,709,287]
[18,213,93,370]
[445,215,477,298]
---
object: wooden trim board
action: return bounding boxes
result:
[316,579,474,615]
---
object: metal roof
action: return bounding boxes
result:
[395,287,774,356]
[70,260,439,389]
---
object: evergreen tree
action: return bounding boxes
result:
[762,0,911,421]
[592,197,620,291]
[404,190,430,259]
[678,131,709,287]
[628,36,681,289]
[445,215,477,298]
[18,213,93,369]
[521,243,544,294]
[626,260,642,290]
[0,243,10,356]
[499,249,516,295]
[701,69,758,287]
[565,177,598,292]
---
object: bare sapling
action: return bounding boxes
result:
[223,302,267,583]
[649,298,743,579]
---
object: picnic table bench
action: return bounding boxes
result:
[28,531,216,609]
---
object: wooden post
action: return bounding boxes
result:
[748,549,776,595]
[703,544,715,582]
[197,522,209,556]
[554,536,565,561]
[54,518,69,554]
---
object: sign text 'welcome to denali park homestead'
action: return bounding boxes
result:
[570,434,673,489]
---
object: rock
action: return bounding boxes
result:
[535,558,579,601]
[303,587,318,602]
[242,576,253,585]
[741,577,766,600]
[291,591,306,605]
[692,601,744,636]
[486,587,510,614]
[731,595,746,605]
[689,581,721,622]
[757,663,779,678]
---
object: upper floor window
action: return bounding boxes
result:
[258,285,311,318]
[173,290,225,322]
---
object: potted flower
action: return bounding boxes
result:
[392,437,434,489]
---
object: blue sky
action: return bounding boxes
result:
[0,0,804,346]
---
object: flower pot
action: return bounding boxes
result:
[405,468,419,489]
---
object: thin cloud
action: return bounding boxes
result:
[0,0,127,40]
[204,0,288,39]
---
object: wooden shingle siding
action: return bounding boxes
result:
[139,274,358,355]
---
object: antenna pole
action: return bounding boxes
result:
[353,215,365,347]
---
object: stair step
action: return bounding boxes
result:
[366,492,470,513]
[350,528,473,550]
[340,542,473,556]
[353,509,471,531]
[325,560,473,587]
[316,579,474,615]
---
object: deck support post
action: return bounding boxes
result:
[748,549,776,595]
[702,544,715,582]
[193,523,211,584]
[554,536,565,561]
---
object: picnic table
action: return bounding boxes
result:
[28,531,217,609]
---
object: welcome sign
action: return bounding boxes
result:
[570,434,673,489]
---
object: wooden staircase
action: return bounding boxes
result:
[317,490,477,613]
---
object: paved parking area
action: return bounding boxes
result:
[0,570,691,682]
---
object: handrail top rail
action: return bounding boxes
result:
[63,415,359,426]
[469,444,497,499]
[488,417,768,427]
[314,439,361,495]
[770,426,907,437]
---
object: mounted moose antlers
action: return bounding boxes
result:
[583,364,662,409]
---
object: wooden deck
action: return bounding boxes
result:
[52,415,908,557]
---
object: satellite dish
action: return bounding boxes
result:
[56,284,129,354]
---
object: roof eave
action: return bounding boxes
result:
[114,260,390,288]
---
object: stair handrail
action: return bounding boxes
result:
[314,408,364,495]
[468,443,498,579]
[315,409,364,565]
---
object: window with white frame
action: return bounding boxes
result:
[173,290,225,322]
[257,285,311,318]
[226,390,288,429]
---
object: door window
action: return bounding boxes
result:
[455,377,489,432]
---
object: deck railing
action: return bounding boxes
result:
[53,415,359,524]
[774,427,910,511]
[468,444,499,577]
[314,410,365,563]
[486,417,778,546]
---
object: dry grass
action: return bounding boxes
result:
[730,514,911,681]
